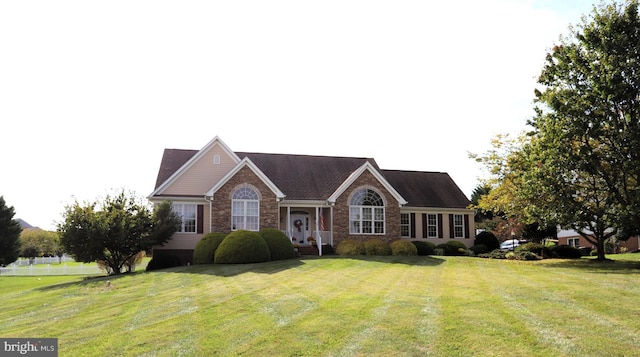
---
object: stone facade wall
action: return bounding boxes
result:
[332,170,401,248]
[210,165,279,233]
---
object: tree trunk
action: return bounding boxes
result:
[595,238,606,261]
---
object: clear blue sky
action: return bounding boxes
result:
[0,0,598,230]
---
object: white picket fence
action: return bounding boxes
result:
[0,263,104,276]
[12,256,76,266]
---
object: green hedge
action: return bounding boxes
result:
[336,240,365,255]
[363,239,391,256]
[214,230,271,264]
[474,231,500,251]
[390,240,418,256]
[259,228,296,261]
[193,232,227,264]
[412,241,435,255]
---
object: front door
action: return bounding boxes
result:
[291,213,310,244]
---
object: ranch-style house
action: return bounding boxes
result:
[148,136,474,263]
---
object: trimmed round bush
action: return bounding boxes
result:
[390,240,418,256]
[435,243,455,256]
[446,240,468,256]
[550,244,582,259]
[336,240,365,255]
[146,254,182,271]
[469,244,489,255]
[474,231,500,251]
[259,228,296,261]
[412,240,436,255]
[214,230,271,264]
[363,239,391,255]
[193,232,227,264]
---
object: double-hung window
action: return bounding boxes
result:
[453,214,465,238]
[427,214,438,238]
[349,188,385,234]
[400,213,410,237]
[173,204,197,233]
[232,187,259,231]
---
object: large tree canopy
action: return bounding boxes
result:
[526,0,640,260]
[0,196,22,266]
[473,1,640,260]
[58,190,181,275]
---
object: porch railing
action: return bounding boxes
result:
[283,230,332,256]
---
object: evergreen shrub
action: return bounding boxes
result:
[193,232,227,264]
[259,228,296,261]
[412,240,436,255]
[363,239,391,255]
[446,240,468,255]
[214,230,271,264]
[474,231,500,251]
[550,244,582,259]
[390,240,418,256]
[336,240,365,255]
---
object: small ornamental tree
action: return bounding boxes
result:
[58,190,181,275]
[0,196,22,266]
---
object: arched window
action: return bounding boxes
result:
[349,188,385,234]
[231,186,259,231]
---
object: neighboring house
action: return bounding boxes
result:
[557,229,640,252]
[148,136,474,263]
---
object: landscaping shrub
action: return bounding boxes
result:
[193,232,227,264]
[214,230,271,264]
[477,249,507,259]
[336,240,365,255]
[550,244,582,259]
[146,254,182,271]
[412,240,436,255]
[390,240,418,256]
[474,231,500,251]
[259,228,296,261]
[516,242,549,258]
[435,243,455,256]
[363,239,391,256]
[446,240,468,256]
[515,251,542,260]
[469,244,489,255]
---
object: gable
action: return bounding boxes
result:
[206,157,285,200]
[150,137,240,197]
[238,152,379,200]
[328,162,407,206]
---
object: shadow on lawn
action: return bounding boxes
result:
[35,256,447,286]
[158,255,445,277]
[541,258,640,274]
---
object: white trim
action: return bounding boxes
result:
[149,136,240,198]
[205,157,285,200]
[328,162,408,206]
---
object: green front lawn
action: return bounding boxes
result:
[1,255,638,356]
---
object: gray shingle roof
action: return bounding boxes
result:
[381,170,470,208]
[153,149,470,209]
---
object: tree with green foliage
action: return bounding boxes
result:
[0,196,22,266]
[20,229,62,259]
[523,0,640,260]
[57,190,181,275]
